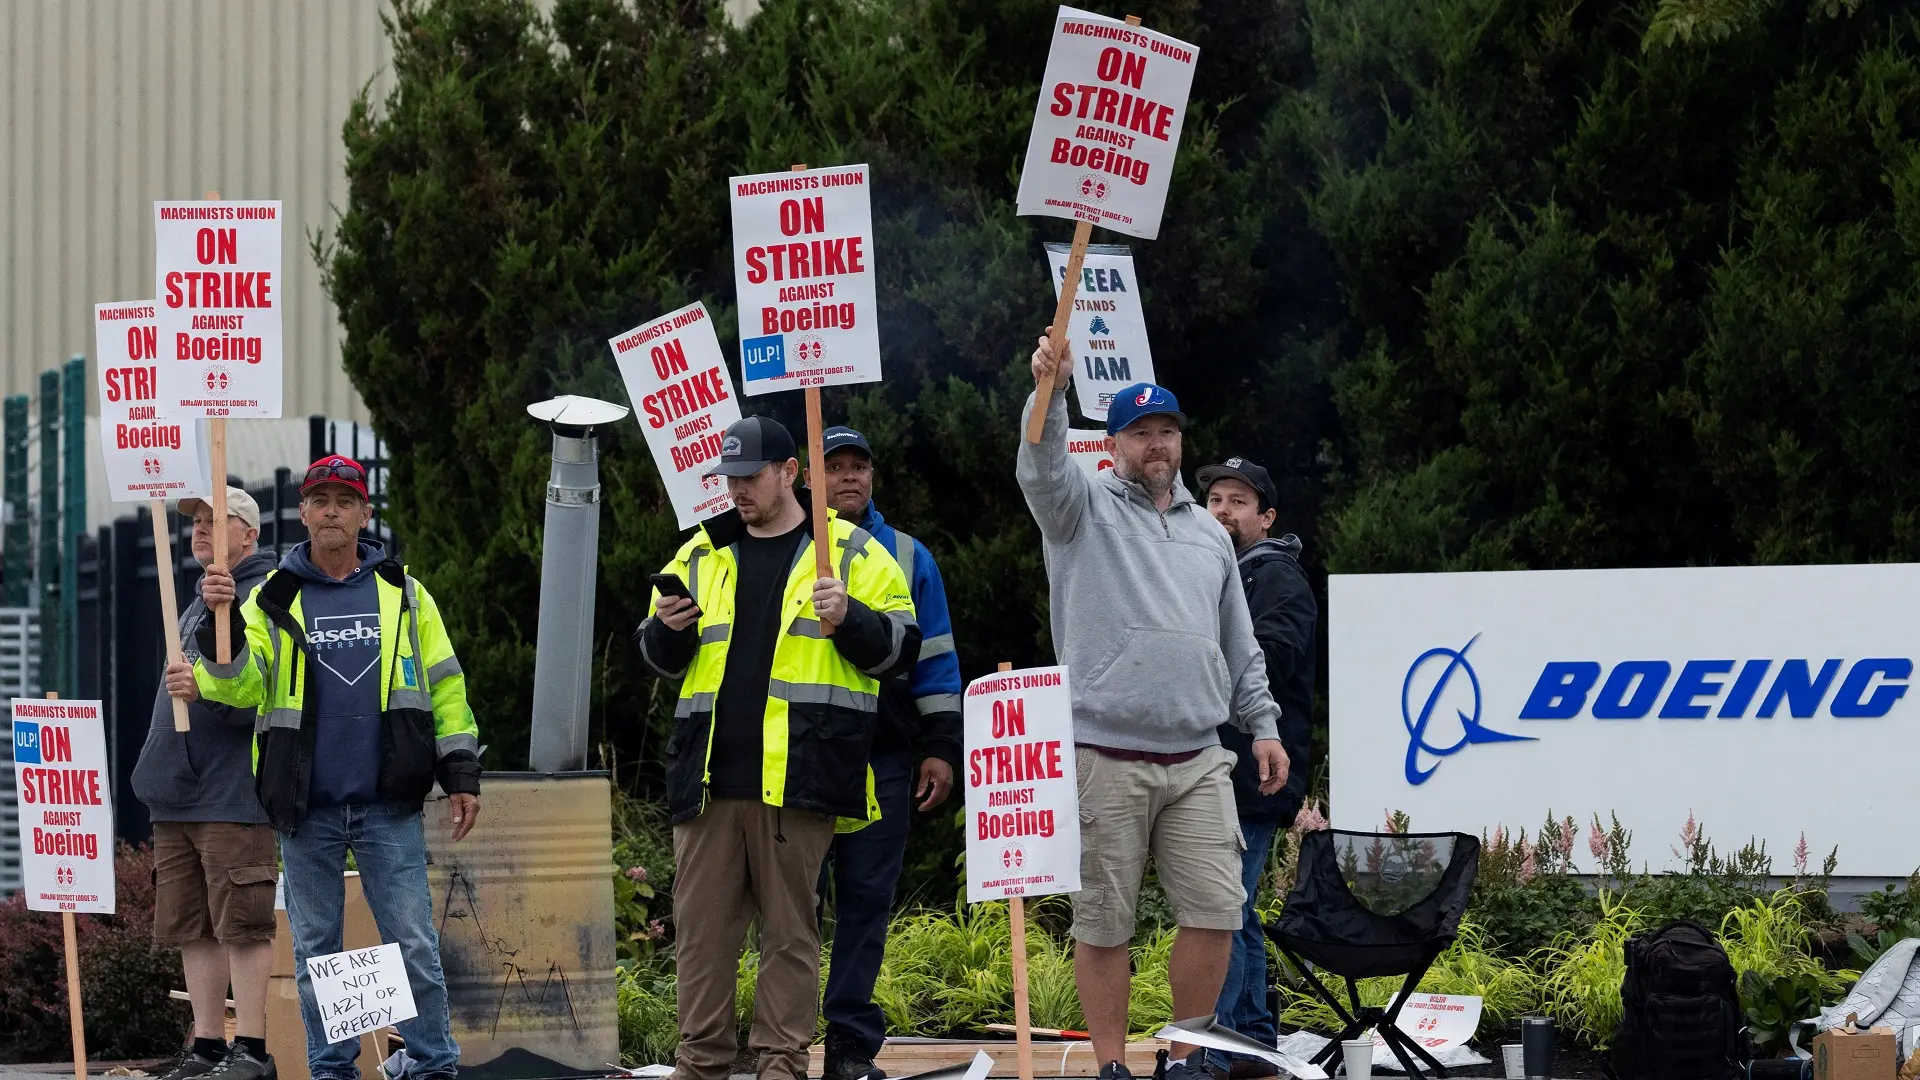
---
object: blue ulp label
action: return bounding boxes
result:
[742,335,787,381]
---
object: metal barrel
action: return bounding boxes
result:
[424,773,618,1075]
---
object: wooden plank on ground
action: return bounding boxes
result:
[808,1039,1169,1078]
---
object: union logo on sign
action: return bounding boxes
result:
[142,457,164,476]
[1076,176,1111,202]
[1001,844,1026,869]
[55,864,74,886]
[203,368,230,392]
[793,336,826,365]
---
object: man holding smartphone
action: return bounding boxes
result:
[635,415,919,1080]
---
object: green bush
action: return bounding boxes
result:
[617,966,680,1066]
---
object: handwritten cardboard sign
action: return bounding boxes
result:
[304,942,418,1044]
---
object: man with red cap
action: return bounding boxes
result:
[166,455,480,1080]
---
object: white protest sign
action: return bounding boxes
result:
[1384,993,1481,1052]
[964,666,1080,903]
[12,699,115,914]
[1067,430,1114,477]
[730,165,881,395]
[609,302,742,528]
[154,201,284,418]
[305,942,418,1044]
[1016,7,1199,239]
[1046,244,1154,422]
[95,302,212,504]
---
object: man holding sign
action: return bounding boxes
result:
[132,489,279,1080]
[1017,334,1287,1080]
[634,416,918,1080]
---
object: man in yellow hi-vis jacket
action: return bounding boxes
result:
[634,416,918,1080]
[166,456,478,1080]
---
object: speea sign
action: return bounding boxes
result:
[1331,564,1920,875]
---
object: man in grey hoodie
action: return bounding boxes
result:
[131,488,280,1080]
[1018,332,1288,1080]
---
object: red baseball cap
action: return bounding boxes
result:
[302,455,370,500]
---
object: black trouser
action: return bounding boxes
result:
[817,749,916,1058]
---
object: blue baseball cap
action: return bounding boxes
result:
[1105,382,1187,436]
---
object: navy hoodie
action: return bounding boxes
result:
[1216,534,1318,823]
[281,540,388,806]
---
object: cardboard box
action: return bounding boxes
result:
[1814,1024,1897,1080]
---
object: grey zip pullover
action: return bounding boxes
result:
[1016,387,1281,752]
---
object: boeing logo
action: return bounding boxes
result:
[1401,633,1914,784]
[1401,634,1533,786]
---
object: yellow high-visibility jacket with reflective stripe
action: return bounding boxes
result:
[640,511,916,829]
[192,560,480,832]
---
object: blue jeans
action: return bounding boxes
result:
[817,751,916,1058]
[281,803,460,1080]
[1209,815,1282,1075]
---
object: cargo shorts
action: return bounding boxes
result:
[151,821,279,946]
[1070,744,1246,948]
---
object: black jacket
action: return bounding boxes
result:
[1217,534,1317,823]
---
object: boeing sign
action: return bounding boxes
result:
[1334,564,1920,875]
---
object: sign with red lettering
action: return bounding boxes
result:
[1046,244,1154,422]
[964,666,1080,903]
[95,301,212,503]
[153,200,283,418]
[729,165,881,395]
[1015,7,1199,239]
[609,301,743,528]
[11,699,115,914]
[1067,430,1114,477]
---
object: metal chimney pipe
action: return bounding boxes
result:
[525,395,629,773]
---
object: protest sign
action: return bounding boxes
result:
[1066,430,1114,476]
[1045,244,1153,422]
[964,666,1080,903]
[305,942,419,1044]
[1385,993,1481,1053]
[95,302,212,503]
[729,164,881,395]
[12,699,115,915]
[153,201,283,419]
[1015,6,1199,240]
[609,302,742,528]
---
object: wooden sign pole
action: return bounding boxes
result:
[150,502,190,731]
[998,661,1036,1080]
[1025,14,1143,445]
[45,690,88,1080]
[792,164,837,634]
[203,189,232,664]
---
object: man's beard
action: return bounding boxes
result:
[1219,519,1245,548]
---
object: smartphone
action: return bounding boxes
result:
[650,573,695,602]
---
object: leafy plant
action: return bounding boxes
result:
[1846,921,1920,968]
[1859,873,1920,931]
[616,966,680,1066]
[1534,896,1646,1048]
[1740,970,1830,1058]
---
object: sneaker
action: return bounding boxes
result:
[158,1049,224,1080]
[1099,1062,1136,1080]
[206,1043,277,1080]
[820,1030,884,1080]
[1161,1049,1216,1080]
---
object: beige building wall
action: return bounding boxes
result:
[2,0,394,424]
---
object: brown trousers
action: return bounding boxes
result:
[674,798,836,1080]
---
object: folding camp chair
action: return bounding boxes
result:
[1263,830,1481,1080]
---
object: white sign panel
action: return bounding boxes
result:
[609,302,742,528]
[1067,430,1114,477]
[1332,564,1920,874]
[95,302,212,504]
[1015,7,1199,239]
[730,165,881,395]
[154,200,284,418]
[964,666,1081,903]
[12,699,115,914]
[1384,994,1481,1053]
[1046,244,1154,422]
[305,942,419,1044]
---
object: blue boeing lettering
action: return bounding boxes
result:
[1515,656,1906,722]
[1831,658,1912,718]
[1517,662,1599,720]
[1592,660,1671,720]
[1658,660,1733,719]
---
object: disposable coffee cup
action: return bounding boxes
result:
[1521,1016,1554,1080]
[1341,1039,1372,1080]
[1502,1044,1525,1080]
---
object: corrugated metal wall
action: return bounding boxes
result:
[1,0,393,422]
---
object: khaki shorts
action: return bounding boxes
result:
[1071,744,1245,947]
[152,821,279,946]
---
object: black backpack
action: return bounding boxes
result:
[1610,920,1751,1080]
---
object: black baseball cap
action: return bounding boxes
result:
[1196,456,1278,512]
[821,426,873,460]
[705,415,798,478]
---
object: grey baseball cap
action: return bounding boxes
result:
[705,415,799,478]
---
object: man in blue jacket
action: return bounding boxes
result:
[809,425,964,1080]
[1196,457,1317,1080]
